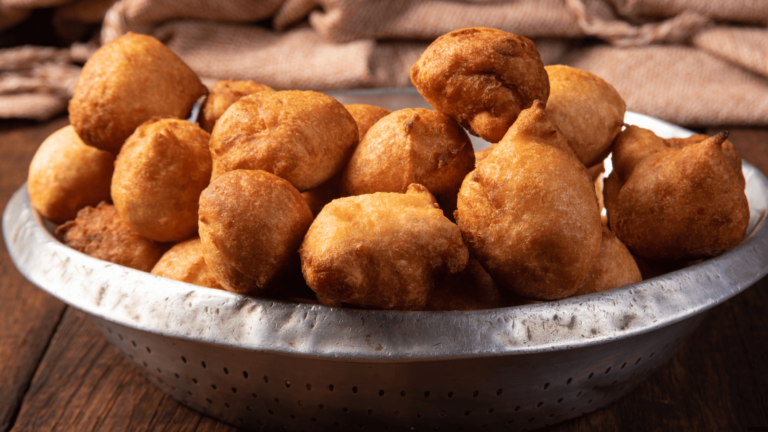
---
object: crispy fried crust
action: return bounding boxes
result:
[209,90,358,191]
[151,237,223,289]
[69,32,207,153]
[341,108,475,218]
[427,257,512,311]
[112,118,212,242]
[302,104,392,217]
[28,125,114,224]
[474,146,494,165]
[610,129,749,260]
[56,202,164,272]
[300,184,469,311]
[198,79,274,132]
[410,27,549,143]
[545,65,626,167]
[572,226,641,296]
[198,170,313,294]
[455,101,602,300]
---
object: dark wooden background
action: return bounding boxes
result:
[1,117,767,432]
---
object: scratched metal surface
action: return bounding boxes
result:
[4,89,768,430]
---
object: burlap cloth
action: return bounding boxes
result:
[1,0,767,126]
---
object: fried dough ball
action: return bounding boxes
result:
[474,146,494,164]
[112,118,212,243]
[56,202,164,272]
[426,257,509,311]
[343,104,392,138]
[572,226,642,296]
[666,133,744,189]
[341,108,475,218]
[544,65,626,167]
[198,79,274,133]
[300,184,469,311]
[198,170,313,294]
[608,127,749,260]
[410,27,549,143]
[302,104,392,217]
[69,32,207,154]
[28,125,114,224]
[455,101,602,300]
[209,90,358,191]
[151,238,222,289]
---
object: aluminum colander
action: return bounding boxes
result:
[4,89,768,431]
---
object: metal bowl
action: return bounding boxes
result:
[5,89,768,431]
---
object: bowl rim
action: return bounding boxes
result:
[5,99,768,363]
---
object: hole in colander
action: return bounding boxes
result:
[496,389,502,396]
[440,411,446,417]
[319,404,324,410]
[401,391,406,397]
[298,400,303,406]
[424,391,430,398]
[379,390,385,396]
[307,383,312,391]
[275,398,280,403]
[567,377,573,385]
[268,410,274,415]
[231,387,237,393]
[352,386,358,393]
[448,391,453,398]
[187,391,192,396]
[343,407,349,413]
[223,367,228,374]
[243,371,249,379]
[394,411,400,417]
[156,368,162,373]
[224,403,230,408]
[181,356,187,363]
[529,417,535,422]
[488,408,494,413]
[211,384,217,390]
[464,411,470,416]
[543,383,550,390]
[131,340,137,347]
[118,334,123,340]
[264,376,269,383]
[128,354,134,360]
[514,406,520,412]
[536,402,543,408]
[417,412,423,418]
[142,361,147,367]
[192,378,198,384]
[368,410,373,415]
[473,390,478,397]
[146,347,151,353]
[286,380,291,388]
[251,393,257,398]
[557,397,564,403]
[588,372,594,379]
[577,391,582,397]
[329,384,335,391]
[290,414,295,419]
[650,352,655,358]
[549,413,555,418]
[605,367,611,374]
[247,406,253,411]
[201,361,207,369]
[205,398,212,404]
[588,399,593,404]
[636,357,642,364]
[174,373,180,379]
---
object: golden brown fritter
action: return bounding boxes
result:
[151,237,223,289]
[455,101,602,300]
[343,104,392,138]
[544,65,626,167]
[300,184,469,311]
[198,170,313,294]
[474,146,494,165]
[56,202,164,272]
[302,104,392,217]
[69,32,207,154]
[28,125,114,224]
[341,108,475,218]
[410,27,549,143]
[209,90,358,191]
[112,118,212,243]
[426,257,509,311]
[198,79,274,133]
[572,226,642,296]
[609,128,749,260]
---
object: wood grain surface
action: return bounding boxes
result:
[1,118,767,431]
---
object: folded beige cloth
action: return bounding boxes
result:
[1,0,767,126]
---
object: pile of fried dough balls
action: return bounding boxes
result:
[28,28,750,312]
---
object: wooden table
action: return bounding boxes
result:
[1,117,767,432]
